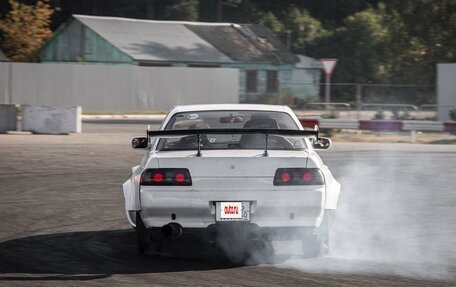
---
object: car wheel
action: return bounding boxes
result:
[136,212,150,254]
[302,210,334,257]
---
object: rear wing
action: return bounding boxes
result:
[147,128,318,138]
[147,127,319,157]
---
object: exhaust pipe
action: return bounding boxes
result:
[161,223,182,240]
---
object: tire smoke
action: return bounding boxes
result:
[284,145,456,280]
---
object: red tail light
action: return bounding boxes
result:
[274,168,324,186]
[141,168,192,186]
[302,171,313,182]
[153,172,164,183]
[281,171,291,183]
[175,172,185,183]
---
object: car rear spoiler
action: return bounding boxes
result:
[147,127,319,157]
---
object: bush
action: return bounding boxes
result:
[373,110,385,120]
[391,109,413,120]
[321,110,339,119]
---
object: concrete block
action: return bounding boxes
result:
[0,104,17,133]
[22,105,81,134]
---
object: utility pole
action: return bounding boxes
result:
[356,84,362,119]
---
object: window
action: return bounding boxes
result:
[139,62,172,67]
[157,110,306,151]
[267,70,278,93]
[246,70,257,93]
[188,64,220,68]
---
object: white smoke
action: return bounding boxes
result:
[282,145,456,280]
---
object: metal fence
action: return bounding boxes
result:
[0,62,239,113]
[294,102,456,121]
[288,82,440,120]
[314,83,435,106]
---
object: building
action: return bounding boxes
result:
[437,64,456,121]
[40,15,320,103]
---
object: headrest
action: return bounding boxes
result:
[243,118,279,129]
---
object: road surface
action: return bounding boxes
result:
[0,122,455,286]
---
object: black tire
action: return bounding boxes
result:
[302,210,334,257]
[136,212,150,254]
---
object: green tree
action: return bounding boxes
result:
[164,0,198,21]
[336,5,390,83]
[388,0,456,84]
[258,11,284,35]
[0,0,54,62]
[306,4,423,84]
[283,6,328,53]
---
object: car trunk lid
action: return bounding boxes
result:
[152,149,308,178]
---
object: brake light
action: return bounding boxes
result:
[281,172,291,183]
[141,168,192,186]
[274,168,324,186]
[175,172,185,183]
[302,171,313,182]
[153,172,164,183]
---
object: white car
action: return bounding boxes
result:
[123,104,340,262]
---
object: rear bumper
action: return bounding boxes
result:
[146,223,316,242]
[139,187,325,229]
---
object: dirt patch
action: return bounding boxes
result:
[329,130,456,144]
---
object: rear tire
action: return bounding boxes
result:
[302,210,334,257]
[136,212,150,254]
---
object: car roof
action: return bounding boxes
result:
[169,104,291,114]
[159,104,303,132]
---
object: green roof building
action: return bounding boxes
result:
[40,15,321,103]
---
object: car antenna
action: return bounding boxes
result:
[196,134,202,157]
[263,133,269,157]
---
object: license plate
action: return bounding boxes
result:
[216,201,250,222]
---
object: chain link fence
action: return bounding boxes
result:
[289,83,439,120]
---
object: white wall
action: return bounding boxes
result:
[0,63,10,104]
[437,63,456,121]
[0,63,239,112]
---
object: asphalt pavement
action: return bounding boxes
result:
[0,122,455,286]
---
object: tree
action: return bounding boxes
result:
[0,0,54,62]
[163,0,198,21]
[388,0,456,84]
[304,4,423,85]
[259,12,285,35]
[283,6,328,53]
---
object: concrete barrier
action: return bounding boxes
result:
[22,105,81,134]
[0,104,17,133]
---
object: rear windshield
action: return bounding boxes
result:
[156,110,306,151]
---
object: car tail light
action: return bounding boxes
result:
[141,168,192,186]
[274,168,324,186]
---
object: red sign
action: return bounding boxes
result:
[320,58,338,76]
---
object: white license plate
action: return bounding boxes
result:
[216,201,250,222]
